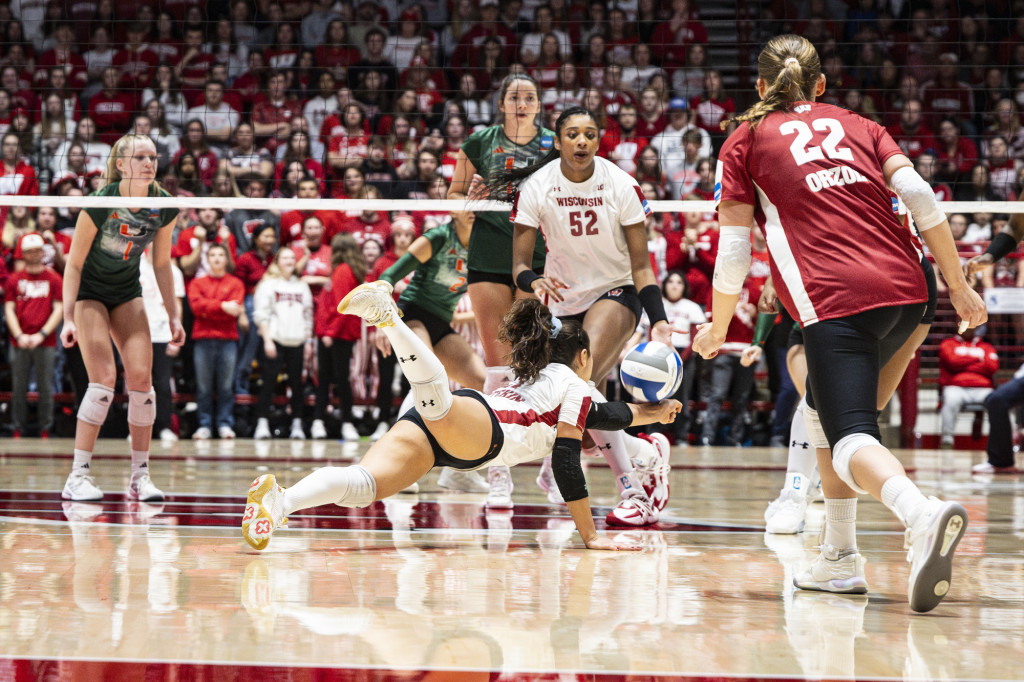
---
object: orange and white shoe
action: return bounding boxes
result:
[243,474,287,551]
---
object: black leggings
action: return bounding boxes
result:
[257,342,305,420]
[802,302,925,449]
[314,338,354,422]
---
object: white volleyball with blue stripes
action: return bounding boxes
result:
[619,341,683,403]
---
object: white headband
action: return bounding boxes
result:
[785,57,800,67]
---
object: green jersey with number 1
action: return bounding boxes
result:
[80,182,179,305]
[461,124,554,275]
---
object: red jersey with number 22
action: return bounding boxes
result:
[716,101,925,326]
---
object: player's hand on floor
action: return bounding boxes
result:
[585,534,642,551]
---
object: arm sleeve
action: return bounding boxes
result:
[380,251,421,286]
[252,282,271,326]
[751,312,777,347]
[550,437,588,502]
[584,400,635,431]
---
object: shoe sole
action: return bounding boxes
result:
[127,489,165,503]
[243,475,284,551]
[793,576,869,594]
[765,517,805,534]
[485,498,514,510]
[336,282,399,326]
[62,490,103,501]
[909,503,967,613]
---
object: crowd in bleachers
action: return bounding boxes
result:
[2,0,1024,442]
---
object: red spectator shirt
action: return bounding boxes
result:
[4,268,63,347]
[649,18,708,71]
[171,148,219,189]
[0,160,40,226]
[113,46,160,90]
[187,272,245,340]
[919,79,975,131]
[233,250,274,295]
[34,50,88,90]
[280,209,343,246]
[316,262,362,340]
[88,90,136,144]
[171,225,240,280]
[885,122,935,159]
[716,101,926,326]
[690,95,736,133]
[251,98,305,152]
[938,335,998,389]
[292,242,332,297]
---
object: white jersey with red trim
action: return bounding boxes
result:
[715,101,926,326]
[480,363,593,469]
[511,156,652,316]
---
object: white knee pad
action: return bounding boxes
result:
[803,401,830,449]
[127,388,157,427]
[412,370,453,421]
[831,433,877,495]
[78,383,115,425]
[334,465,378,508]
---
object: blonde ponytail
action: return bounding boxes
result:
[726,34,822,130]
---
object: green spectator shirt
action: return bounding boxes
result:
[80,182,179,305]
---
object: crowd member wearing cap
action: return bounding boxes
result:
[649,97,713,180]
[4,233,63,438]
[386,7,433,71]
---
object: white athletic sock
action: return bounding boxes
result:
[785,399,817,490]
[823,498,857,552]
[282,465,377,514]
[483,366,513,394]
[880,475,929,528]
[131,450,150,477]
[72,449,93,474]
[586,386,635,477]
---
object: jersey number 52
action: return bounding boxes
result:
[569,210,599,236]
[779,118,853,166]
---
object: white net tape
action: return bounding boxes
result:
[0,196,1020,214]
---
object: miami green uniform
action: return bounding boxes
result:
[382,223,468,322]
[80,183,179,305]
[461,125,554,275]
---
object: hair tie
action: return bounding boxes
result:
[784,57,800,68]
[549,316,563,338]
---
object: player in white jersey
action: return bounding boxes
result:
[242,287,682,552]
[495,106,675,527]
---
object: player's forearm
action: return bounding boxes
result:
[62,264,82,322]
[154,265,180,322]
[710,288,740,338]
[920,221,971,292]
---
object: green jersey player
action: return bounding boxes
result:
[60,134,182,505]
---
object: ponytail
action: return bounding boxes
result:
[499,299,590,384]
[484,105,597,203]
[725,34,822,131]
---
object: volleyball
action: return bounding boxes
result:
[619,342,683,403]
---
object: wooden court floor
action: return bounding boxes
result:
[1,437,1022,681]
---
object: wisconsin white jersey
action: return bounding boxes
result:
[480,363,593,469]
[512,157,652,316]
